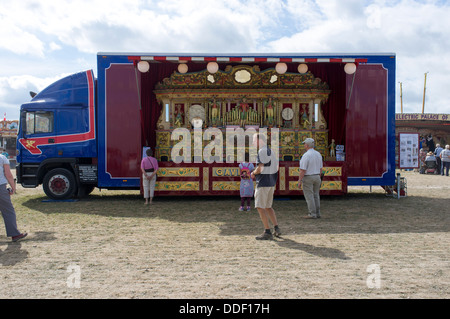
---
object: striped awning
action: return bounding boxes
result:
[128,55,367,64]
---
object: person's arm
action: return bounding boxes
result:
[140,160,150,179]
[250,163,264,178]
[149,159,158,179]
[298,169,306,188]
[4,164,16,194]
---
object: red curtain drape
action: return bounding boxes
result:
[303,63,347,145]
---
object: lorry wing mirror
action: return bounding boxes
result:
[30,91,37,98]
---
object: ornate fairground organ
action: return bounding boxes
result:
[153,64,346,195]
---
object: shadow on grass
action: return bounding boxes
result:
[0,232,56,265]
[21,192,450,236]
[275,237,350,260]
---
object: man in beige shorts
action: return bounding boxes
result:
[250,133,281,240]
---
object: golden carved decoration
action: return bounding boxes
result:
[289,181,342,191]
[155,65,330,91]
[156,132,170,147]
[212,181,240,191]
[158,167,199,177]
[289,167,342,176]
[279,167,286,191]
[156,182,199,191]
[203,167,209,191]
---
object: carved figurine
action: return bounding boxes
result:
[301,104,311,129]
[174,104,184,127]
[210,98,220,127]
[328,139,336,157]
[239,97,250,127]
[264,96,275,127]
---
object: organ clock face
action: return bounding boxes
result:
[282,107,294,120]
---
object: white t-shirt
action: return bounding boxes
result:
[0,154,9,185]
[299,148,323,175]
[441,149,450,162]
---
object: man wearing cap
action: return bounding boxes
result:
[298,138,323,219]
[251,132,281,240]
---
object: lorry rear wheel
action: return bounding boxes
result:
[43,168,77,200]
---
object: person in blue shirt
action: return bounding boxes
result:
[0,154,27,242]
[434,144,443,175]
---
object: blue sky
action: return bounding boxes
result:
[1,0,449,120]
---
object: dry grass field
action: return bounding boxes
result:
[0,170,448,299]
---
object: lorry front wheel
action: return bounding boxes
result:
[43,168,77,200]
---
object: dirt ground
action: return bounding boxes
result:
[0,170,448,299]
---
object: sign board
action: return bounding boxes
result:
[336,145,345,161]
[398,133,419,169]
[396,113,450,121]
[78,165,98,183]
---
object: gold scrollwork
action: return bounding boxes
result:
[212,181,240,191]
[289,167,342,176]
[158,167,199,177]
[279,167,285,191]
[156,182,199,191]
[156,132,170,147]
[288,181,342,190]
[203,167,209,191]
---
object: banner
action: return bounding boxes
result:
[398,133,419,169]
[396,113,450,121]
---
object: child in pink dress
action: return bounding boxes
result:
[239,161,254,211]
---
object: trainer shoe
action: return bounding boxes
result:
[255,231,273,240]
[239,206,244,211]
[273,226,282,237]
[246,206,251,211]
[12,233,28,242]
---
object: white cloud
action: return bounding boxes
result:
[0,73,70,119]
[49,42,62,51]
[0,18,45,57]
[266,0,450,113]
[0,0,449,118]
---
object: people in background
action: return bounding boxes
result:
[419,148,427,173]
[0,153,27,242]
[1,148,8,158]
[434,144,443,175]
[425,151,436,163]
[440,145,450,176]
